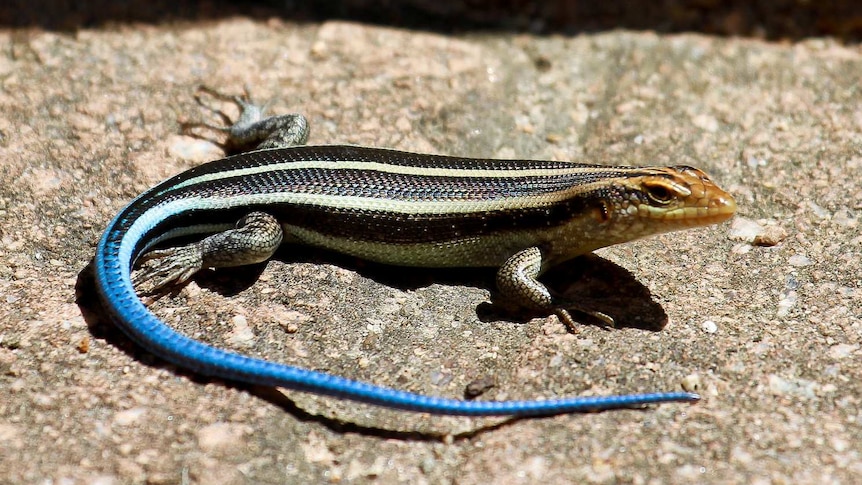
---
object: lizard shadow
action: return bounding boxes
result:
[193,245,667,331]
[76,248,667,441]
[259,246,669,332]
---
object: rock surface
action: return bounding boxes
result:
[1,6,860,484]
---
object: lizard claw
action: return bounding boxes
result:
[555,307,616,333]
[133,245,203,294]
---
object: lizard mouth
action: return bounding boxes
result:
[637,189,736,227]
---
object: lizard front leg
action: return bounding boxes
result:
[496,247,614,331]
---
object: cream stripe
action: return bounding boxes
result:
[163,182,614,215]
[167,158,630,193]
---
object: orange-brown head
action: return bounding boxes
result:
[546,165,736,264]
[617,165,737,228]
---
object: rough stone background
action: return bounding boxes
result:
[1,2,860,484]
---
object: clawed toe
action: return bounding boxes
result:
[132,246,202,294]
[555,306,616,332]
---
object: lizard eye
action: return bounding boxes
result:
[643,181,676,205]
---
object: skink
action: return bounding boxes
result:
[93,92,736,416]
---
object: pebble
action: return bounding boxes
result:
[113,407,147,426]
[197,422,249,453]
[728,217,786,246]
[767,374,817,399]
[227,315,255,346]
[728,217,764,243]
[429,370,453,387]
[681,374,702,393]
[787,254,812,267]
[464,376,496,399]
[701,320,718,334]
[752,225,787,246]
[828,343,858,359]
[776,290,797,317]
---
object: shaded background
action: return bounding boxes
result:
[3,0,862,41]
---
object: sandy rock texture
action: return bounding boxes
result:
[0,7,860,485]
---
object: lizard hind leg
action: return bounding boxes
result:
[133,212,283,295]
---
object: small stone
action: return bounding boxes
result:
[776,290,797,317]
[745,154,767,169]
[420,457,437,474]
[806,200,830,219]
[828,343,858,359]
[197,422,250,453]
[728,217,764,243]
[832,209,858,228]
[692,113,719,132]
[730,445,754,464]
[731,243,752,255]
[546,133,563,143]
[752,225,787,246]
[728,217,786,246]
[767,374,817,398]
[831,437,849,453]
[227,315,255,346]
[701,320,718,334]
[787,254,812,267]
[681,374,701,392]
[77,336,90,353]
[429,370,453,387]
[768,374,791,395]
[113,407,147,426]
[167,134,222,163]
[464,376,496,399]
[274,309,312,332]
[549,353,563,367]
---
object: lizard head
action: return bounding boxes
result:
[539,164,736,266]
[622,165,735,224]
[596,165,736,241]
